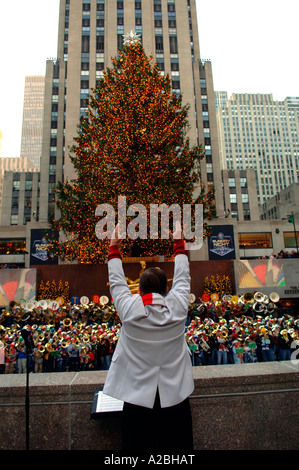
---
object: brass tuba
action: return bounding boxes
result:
[243,292,254,303]
[253,302,265,313]
[253,292,265,303]
[63,318,72,328]
[269,292,280,303]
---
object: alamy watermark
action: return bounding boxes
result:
[95,195,203,250]
[290,340,299,364]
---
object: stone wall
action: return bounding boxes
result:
[0,361,298,451]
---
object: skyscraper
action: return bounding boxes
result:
[20,76,45,168]
[216,93,299,205]
[39,0,223,226]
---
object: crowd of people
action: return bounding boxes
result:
[186,294,298,366]
[0,298,119,374]
[258,250,299,259]
[0,292,298,374]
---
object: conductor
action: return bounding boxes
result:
[103,222,194,451]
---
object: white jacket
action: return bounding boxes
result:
[103,253,194,408]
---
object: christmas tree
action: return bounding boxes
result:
[47,32,216,263]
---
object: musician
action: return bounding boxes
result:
[33,346,44,373]
[278,329,291,361]
[103,222,194,452]
[66,338,80,371]
[216,328,229,365]
[16,339,27,374]
[260,327,275,362]
[5,343,16,374]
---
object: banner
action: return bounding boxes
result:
[0,269,36,306]
[234,258,299,298]
[208,225,235,260]
[30,229,58,266]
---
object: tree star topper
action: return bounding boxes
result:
[123,30,141,46]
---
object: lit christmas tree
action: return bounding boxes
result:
[47,33,216,263]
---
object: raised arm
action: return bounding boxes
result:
[107,224,132,321]
[169,222,191,311]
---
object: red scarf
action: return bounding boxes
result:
[141,293,166,306]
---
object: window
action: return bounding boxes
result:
[0,240,26,254]
[155,36,163,52]
[96,35,104,53]
[238,233,273,249]
[169,36,178,54]
[229,193,237,204]
[13,180,20,191]
[82,36,90,53]
[10,215,19,226]
[228,178,235,187]
[25,180,33,191]
[283,232,299,249]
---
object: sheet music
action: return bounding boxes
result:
[96,391,124,413]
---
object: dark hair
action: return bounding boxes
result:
[139,267,167,296]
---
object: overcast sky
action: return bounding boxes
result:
[0,0,298,158]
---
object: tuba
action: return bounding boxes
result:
[230,295,239,305]
[253,302,265,313]
[266,302,275,314]
[243,292,254,304]
[269,292,280,303]
[63,318,72,328]
[253,292,265,303]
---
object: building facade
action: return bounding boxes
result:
[20,76,45,168]
[221,168,259,221]
[216,92,299,205]
[0,157,38,222]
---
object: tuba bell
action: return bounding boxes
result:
[243,292,254,303]
[266,302,275,314]
[63,318,72,328]
[253,302,265,313]
[254,292,265,303]
[269,292,280,303]
[230,295,239,305]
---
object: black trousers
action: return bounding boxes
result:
[122,390,193,452]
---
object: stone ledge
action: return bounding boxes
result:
[0,361,298,450]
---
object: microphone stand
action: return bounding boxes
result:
[21,328,33,451]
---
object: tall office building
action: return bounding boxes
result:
[20,76,45,168]
[39,0,223,226]
[216,93,299,205]
[0,157,39,222]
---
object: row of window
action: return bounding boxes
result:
[239,232,299,249]
[1,232,297,250]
